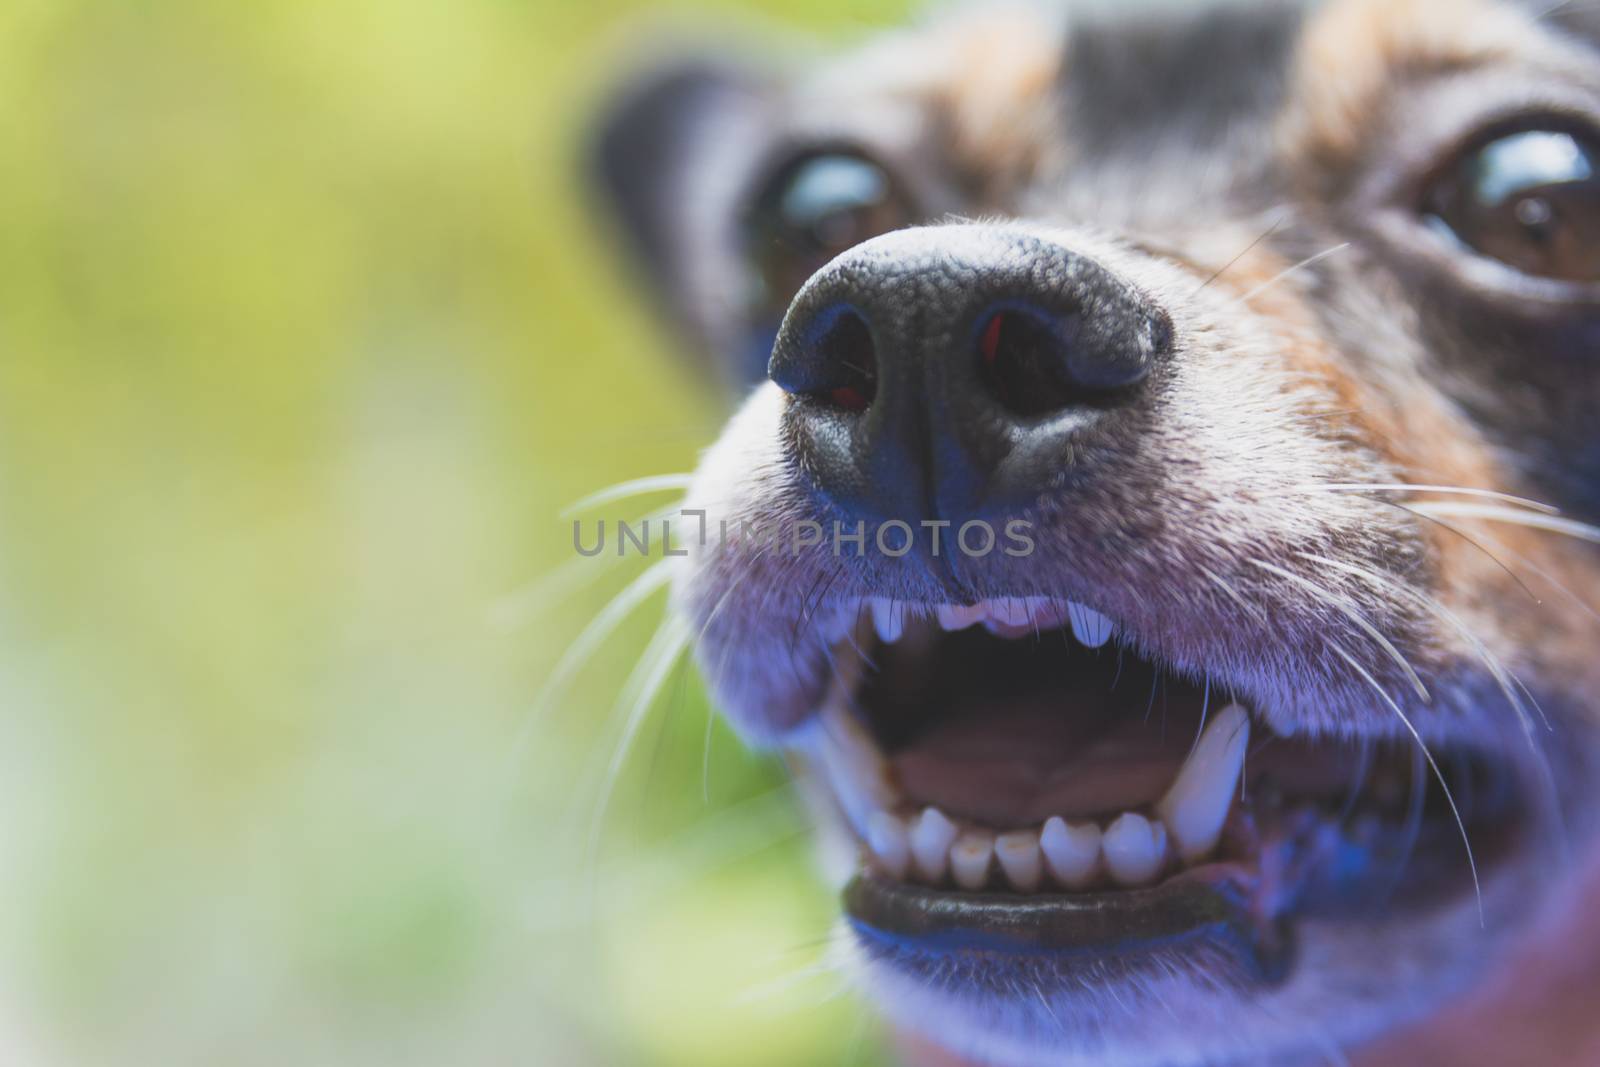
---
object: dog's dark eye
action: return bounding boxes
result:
[1423,126,1600,283]
[744,149,909,313]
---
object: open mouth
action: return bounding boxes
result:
[786,596,1526,982]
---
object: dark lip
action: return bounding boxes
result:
[841,794,1525,989]
[845,868,1297,986]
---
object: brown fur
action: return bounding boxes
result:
[1220,241,1600,703]
[594,1,1600,1062]
[1281,0,1553,177]
[796,5,1068,207]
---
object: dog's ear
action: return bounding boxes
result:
[589,57,771,371]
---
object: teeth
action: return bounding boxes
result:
[1024,596,1068,630]
[790,696,896,841]
[910,807,958,884]
[840,597,1118,645]
[989,597,1031,627]
[935,603,986,631]
[1102,812,1167,886]
[995,829,1043,892]
[951,831,995,890]
[1067,602,1114,648]
[981,596,1038,637]
[1039,816,1101,889]
[869,598,905,643]
[866,811,910,879]
[1156,703,1250,863]
[796,595,1255,897]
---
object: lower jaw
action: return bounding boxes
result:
[838,801,1522,994]
[839,847,1543,1067]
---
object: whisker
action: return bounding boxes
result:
[791,567,843,658]
[1304,482,1561,514]
[696,576,752,804]
[1283,408,1361,424]
[1190,212,1288,296]
[1292,549,1544,733]
[510,558,674,762]
[1278,549,1565,871]
[1408,502,1600,544]
[1032,980,1067,1037]
[1466,525,1600,625]
[1384,500,1545,609]
[701,697,719,806]
[1337,738,1373,825]
[636,651,694,837]
[1291,553,1569,872]
[1370,746,1429,923]
[492,502,680,628]
[1249,558,1430,702]
[1225,242,1351,307]
[732,957,849,1008]
[559,473,694,517]
[583,614,695,883]
[1328,643,1483,924]
[1191,674,1212,756]
[1199,563,1271,628]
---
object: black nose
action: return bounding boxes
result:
[769,226,1171,528]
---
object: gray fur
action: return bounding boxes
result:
[592,1,1600,1063]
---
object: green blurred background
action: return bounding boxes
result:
[0,0,918,1063]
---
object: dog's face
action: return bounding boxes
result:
[593,1,1600,1063]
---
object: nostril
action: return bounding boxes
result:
[816,308,877,411]
[773,303,878,412]
[976,305,1087,416]
[976,300,1163,416]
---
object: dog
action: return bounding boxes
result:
[589,1,1600,1063]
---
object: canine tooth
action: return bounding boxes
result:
[1040,816,1101,889]
[1067,602,1114,648]
[935,603,985,631]
[951,831,995,891]
[790,699,897,840]
[822,701,896,804]
[867,811,910,879]
[1103,812,1165,886]
[910,807,958,884]
[1156,703,1250,863]
[870,598,905,643]
[996,830,1043,892]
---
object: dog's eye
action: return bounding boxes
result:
[744,149,909,311]
[1423,126,1600,283]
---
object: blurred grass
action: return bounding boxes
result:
[0,0,914,1063]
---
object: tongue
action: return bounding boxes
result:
[890,696,1197,826]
